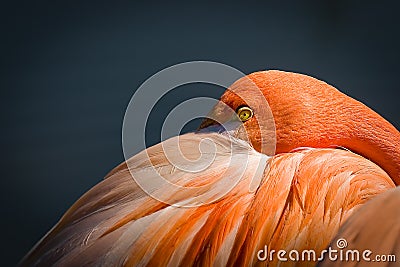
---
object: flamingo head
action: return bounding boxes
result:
[199,70,400,184]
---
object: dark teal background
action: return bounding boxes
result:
[2,1,399,265]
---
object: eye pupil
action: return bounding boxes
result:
[237,106,253,122]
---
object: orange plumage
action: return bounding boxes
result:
[20,71,399,266]
[319,187,400,267]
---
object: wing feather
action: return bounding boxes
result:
[318,187,400,267]
[20,133,395,266]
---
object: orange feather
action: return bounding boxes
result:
[318,187,400,267]
[20,134,395,266]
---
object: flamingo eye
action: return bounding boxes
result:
[236,106,253,122]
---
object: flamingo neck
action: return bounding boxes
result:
[340,105,400,185]
[273,89,400,185]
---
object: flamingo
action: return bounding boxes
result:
[20,70,399,266]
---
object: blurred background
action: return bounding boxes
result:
[1,1,399,265]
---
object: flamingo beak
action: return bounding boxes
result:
[197,103,243,134]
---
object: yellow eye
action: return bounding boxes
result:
[237,106,253,122]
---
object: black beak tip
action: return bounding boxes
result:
[197,118,219,131]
